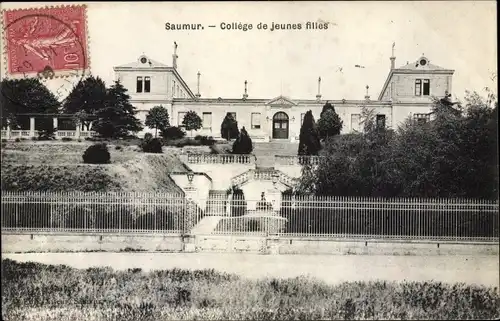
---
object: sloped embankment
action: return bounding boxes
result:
[1,143,190,192]
[106,153,189,193]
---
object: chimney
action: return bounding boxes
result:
[316,77,322,101]
[243,80,248,100]
[196,71,201,98]
[390,42,396,69]
[172,42,178,69]
[364,85,370,101]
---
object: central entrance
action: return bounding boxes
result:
[272,112,289,139]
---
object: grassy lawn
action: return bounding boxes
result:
[1,141,188,192]
[2,259,499,320]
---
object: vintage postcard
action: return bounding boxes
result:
[1,1,498,320]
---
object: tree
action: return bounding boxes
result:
[63,76,108,131]
[220,113,239,140]
[298,110,321,155]
[0,78,60,128]
[232,126,253,154]
[92,80,143,138]
[145,105,170,137]
[182,110,202,137]
[318,102,343,141]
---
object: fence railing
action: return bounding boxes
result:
[1,191,498,242]
[275,155,323,166]
[1,191,200,235]
[187,154,255,165]
[2,130,97,139]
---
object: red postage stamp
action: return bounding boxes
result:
[2,5,89,78]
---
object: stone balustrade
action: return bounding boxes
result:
[274,155,322,166]
[187,154,255,165]
[1,116,97,140]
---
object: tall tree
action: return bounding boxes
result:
[220,113,239,140]
[62,76,107,131]
[0,78,60,128]
[232,126,253,154]
[92,80,143,138]
[182,110,202,137]
[145,105,170,137]
[298,110,321,155]
[318,102,343,141]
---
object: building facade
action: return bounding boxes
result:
[113,49,455,141]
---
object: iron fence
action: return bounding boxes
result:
[1,191,498,242]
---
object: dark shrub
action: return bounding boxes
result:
[232,126,253,154]
[61,137,73,142]
[194,135,202,141]
[115,145,122,150]
[77,138,82,142]
[82,143,111,164]
[144,133,153,141]
[160,126,186,140]
[31,137,38,141]
[14,138,21,142]
[141,138,163,153]
[2,138,8,142]
[201,136,215,146]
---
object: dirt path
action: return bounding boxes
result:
[3,253,498,287]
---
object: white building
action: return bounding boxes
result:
[113,47,455,141]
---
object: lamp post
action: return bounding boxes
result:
[186,171,195,190]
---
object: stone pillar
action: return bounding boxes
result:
[29,117,35,137]
[53,117,58,139]
[75,122,81,139]
[6,125,11,139]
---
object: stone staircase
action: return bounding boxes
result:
[253,142,298,168]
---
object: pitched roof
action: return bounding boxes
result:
[114,55,169,69]
[397,56,446,71]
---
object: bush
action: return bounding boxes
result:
[2,138,8,142]
[77,138,82,142]
[31,136,38,141]
[61,137,73,142]
[14,138,20,142]
[82,143,111,164]
[232,126,253,154]
[144,132,153,141]
[115,145,122,150]
[160,126,186,140]
[141,138,163,153]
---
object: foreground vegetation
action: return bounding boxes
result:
[2,259,499,320]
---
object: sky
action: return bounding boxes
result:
[1,1,497,102]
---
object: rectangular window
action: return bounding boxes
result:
[229,112,237,121]
[178,112,187,127]
[172,80,176,98]
[136,77,143,93]
[202,112,212,129]
[251,113,261,129]
[301,113,305,125]
[376,114,386,129]
[351,114,360,132]
[415,79,422,96]
[144,76,151,93]
[423,79,430,96]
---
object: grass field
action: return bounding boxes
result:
[2,258,499,320]
[1,141,190,192]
